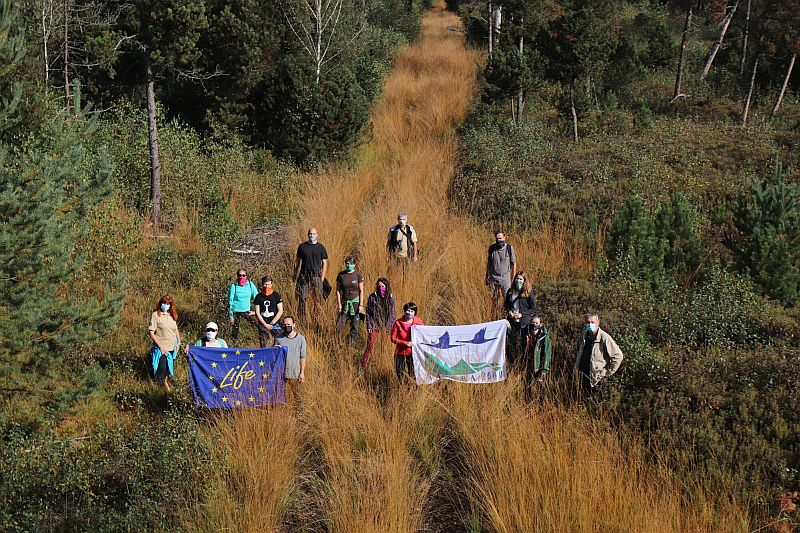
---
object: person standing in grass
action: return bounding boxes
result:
[148,295,181,390]
[486,229,516,318]
[390,301,424,382]
[186,321,228,349]
[525,315,551,398]
[504,271,536,369]
[387,211,419,263]
[294,227,329,320]
[273,316,307,409]
[574,313,623,394]
[228,267,259,343]
[336,255,365,345]
[360,277,396,370]
[254,275,283,348]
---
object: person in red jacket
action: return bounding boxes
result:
[390,301,424,383]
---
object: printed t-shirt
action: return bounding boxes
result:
[274,332,307,380]
[254,291,283,322]
[148,311,179,350]
[296,242,328,278]
[336,270,364,301]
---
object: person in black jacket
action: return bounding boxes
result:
[504,271,536,369]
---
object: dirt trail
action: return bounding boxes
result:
[201,5,748,532]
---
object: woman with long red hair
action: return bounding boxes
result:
[148,295,181,390]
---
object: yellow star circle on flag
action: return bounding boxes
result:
[235,400,241,406]
[235,350,241,355]
[222,396,228,402]
[208,375,214,381]
[221,353,227,359]
[262,373,269,379]
[259,361,265,367]
[249,396,255,402]
[258,386,265,393]
[212,387,218,393]
[211,362,217,368]
[249,352,255,358]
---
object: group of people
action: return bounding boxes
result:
[146,212,624,397]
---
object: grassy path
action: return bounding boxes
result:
[193,5,750,531]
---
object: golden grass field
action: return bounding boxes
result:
[190,5,751,531]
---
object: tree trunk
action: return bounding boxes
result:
[739,0,751,76]
[492,6,501,54]
[771,53,796,118]
[63,0,70,105]
[699,0,738,81]
[570,79,578,142]
[146,58,162,226]
[314,0,322,84]
[42,2,49,91]
[742,55,758,126]
[488,1,493,60]
[673,7,692,100]
[516,26,524,125]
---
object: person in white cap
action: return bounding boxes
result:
[186,322,229,352]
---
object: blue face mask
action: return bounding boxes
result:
[346,264,355,272]
[160,303,171,312]
[585,322,597,333]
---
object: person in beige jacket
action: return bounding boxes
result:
[574,313,623,392]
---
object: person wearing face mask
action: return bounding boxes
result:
[254,275,283,348]
[390,302,424,382]
[486,230,516,317]
[186,322,228,350]
[360,277,396,370]
[273,316,307,408]
[294,227,329,320]
[148,295,181,390]
[504,271,537,368]
[335,256,365,345]
[387,211,419,263]
[574,313,623,394]
[525,316,551,398]
[228,268,259,343]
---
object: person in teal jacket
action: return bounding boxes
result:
[228,268,258,343]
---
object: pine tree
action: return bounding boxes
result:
[655,192,704,284]
[0,3,124,379]
[606,194,667,289]
[732,164,800,304]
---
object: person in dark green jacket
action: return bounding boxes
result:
[525,315,552,398]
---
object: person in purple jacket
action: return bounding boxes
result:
[360,277,396,370]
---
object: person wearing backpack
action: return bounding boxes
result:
[387,211,419,263]
[228,268,259,343]
[486,230,516,317]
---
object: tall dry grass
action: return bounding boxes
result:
[199,4,751,532]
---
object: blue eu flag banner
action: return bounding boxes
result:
[188,346,287,408]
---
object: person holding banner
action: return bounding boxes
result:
[148,295,181,390]
[228,268,259,343]
[186,322,228,350]
[390,302,424,382]
[504,271,537,368]
[360,277,396,370]
[273,316,307,408]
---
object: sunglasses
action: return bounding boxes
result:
[205,328,217,332]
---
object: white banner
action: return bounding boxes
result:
[411,320,508,385]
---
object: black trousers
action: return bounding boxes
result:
[154,354,170,382]
[507,322,529,369]
[394,355,414,382]
[231,312,257,341]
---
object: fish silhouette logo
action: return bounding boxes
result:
[421,331,461,349]
[462,327,499,345]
